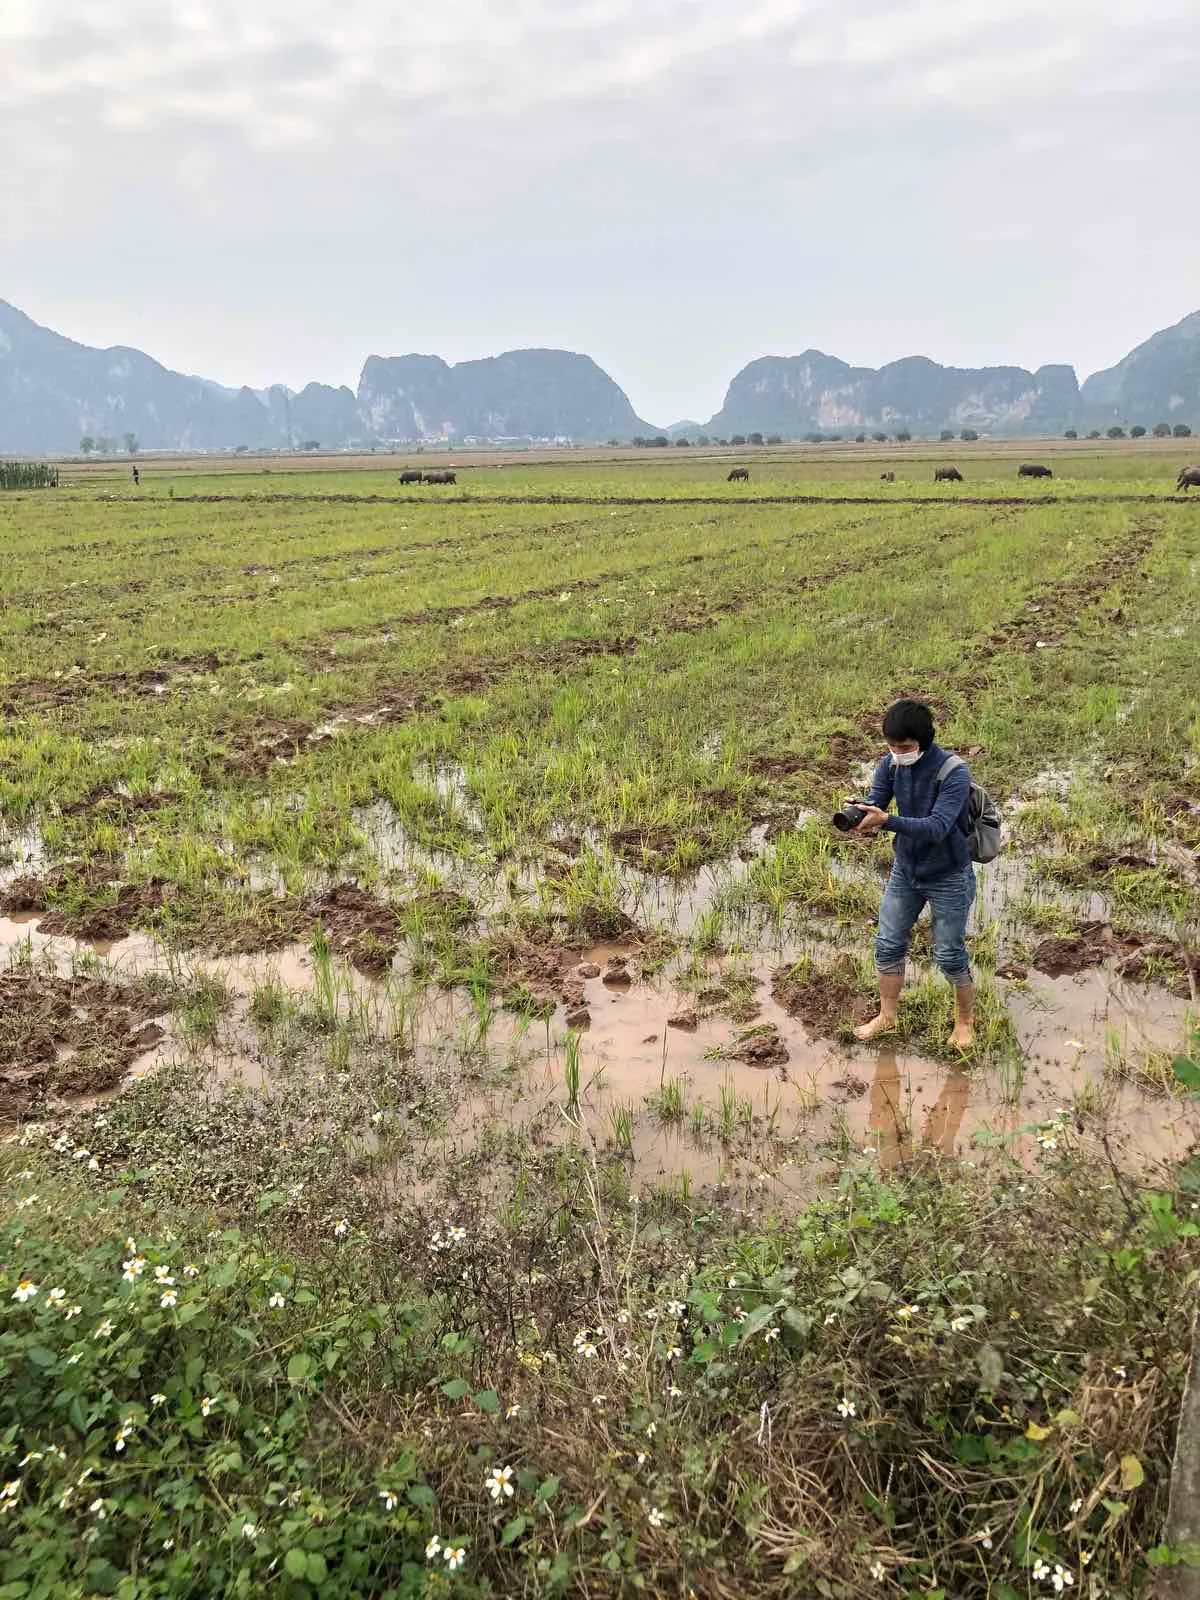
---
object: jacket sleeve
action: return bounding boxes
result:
[865,756,894,810]
[885,763,969,842]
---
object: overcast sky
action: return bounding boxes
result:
[3,0,1197,424]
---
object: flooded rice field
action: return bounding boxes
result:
[4,831,1196,1209]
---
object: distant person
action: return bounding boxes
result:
[849,699,976,1050]
[132,465,140,486]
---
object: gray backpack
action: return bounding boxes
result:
[935,755,1002,864]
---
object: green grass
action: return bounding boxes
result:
[2,444,1199,1596]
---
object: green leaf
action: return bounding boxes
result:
[780,1307,812,1342]
[473,1389,500,1416]
[1172,1057,1200,1093]
[407,1484,436,1509]
[305,1554,327,1584]
[690,1339,720,1364]
[1121,1454,1145,1490]
[286,1353,314,1385]
[501,1516,528,1546]
[24,1346,56,1369]
[536,1475,560,1503]
[284,1550,309,1579]
[737,1305,776,1343]
[440,1378,471,1401]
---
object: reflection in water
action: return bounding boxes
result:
[867,1049,969,1167]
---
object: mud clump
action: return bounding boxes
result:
[772,954,866,1038]
[60,787,179,820]
[830,1073,868,1099]
[729,1024,789,1067]
[0,972,170,1118]
[41,880,181,944]
[609,824,715,870]
[668,1006,698,1031]
[1032,922,1197,995]
[305,883,402,975]
[488,928,612,1014]
[1,869,178,944]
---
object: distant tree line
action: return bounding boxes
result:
[79,434,139,455]
[1065,423,1191,440]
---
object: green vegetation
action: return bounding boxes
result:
[0,462,58,490]
[1,440,1198,1594]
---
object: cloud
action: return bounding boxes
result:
[2,0,1197,420]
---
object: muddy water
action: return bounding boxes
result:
[4,849,1197,1199]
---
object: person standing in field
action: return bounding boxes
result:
[850,699,976,1049]
[132,465,140,486]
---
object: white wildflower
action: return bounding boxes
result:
[11,1280,38,1303]
[268,1293,286,1309]
[241,1522,260,1541]
[183,1265,199,1278]
[837,1397,857,1419]
[160,1289,177,1308]
[333,1218,349,1238]
[647,1506,666,1528]
[425,1536,442,1561]
[378,1489,398,1512]
[444,1545,465,1571]
[870,1559,885,1581]
[93,1318,114,1339]
[151,1393,166,1406]
[485,1465,515,1501]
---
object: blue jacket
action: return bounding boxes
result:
[866,742,971,881]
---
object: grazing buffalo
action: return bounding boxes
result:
[1018,463,1053,479]
[422,470,457,485]
[727,467,750,482]
[1176,466,1200,492]
[933,466,963,483]
[398,469,423,484]
[880,470,895,482]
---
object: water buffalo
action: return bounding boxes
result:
[934,466,963,483]
[422,470,457,485]
[727,467,749,482]
[1176,466,1200,492]
[1018,463,1053,479]
[398,469,423,485]
[880,470,895,482]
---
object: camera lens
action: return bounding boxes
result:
[832,803,866,833]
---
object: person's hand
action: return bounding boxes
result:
[854,804,889,836]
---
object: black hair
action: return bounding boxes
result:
[882,698,935,750]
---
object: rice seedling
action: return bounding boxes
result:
[563,1028,582,1119]
[655,1076,686,1123]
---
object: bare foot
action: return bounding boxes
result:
[854,1012,897,1041]
[950,1024,975,1051]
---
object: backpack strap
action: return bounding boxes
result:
[934,754,963,790]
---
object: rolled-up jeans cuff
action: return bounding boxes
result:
[943,966,973,989]
[875,961,906,978]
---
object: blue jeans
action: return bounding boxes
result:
[875,863,976,989]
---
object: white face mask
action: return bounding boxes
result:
[891,748,922,768]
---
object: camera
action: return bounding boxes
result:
[831,800,870,833]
